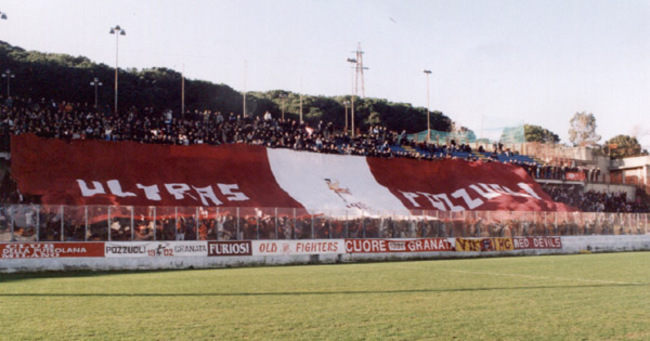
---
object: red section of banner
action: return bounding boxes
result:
[513,237,562,249]
[345,238,454,253]
[367,157,576,212]
[565,172,586,181]
[11,134,304,208]
[0,242,104,259]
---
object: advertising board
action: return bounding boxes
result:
[0,242,104,259]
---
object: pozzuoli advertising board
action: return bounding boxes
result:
[104,242,208,258]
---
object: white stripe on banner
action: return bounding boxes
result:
[267,149,408,215]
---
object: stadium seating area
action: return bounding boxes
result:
[0,95,547,162]
[0,95,640,212]
[542,184,650,213]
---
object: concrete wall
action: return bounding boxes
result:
[2,235,649,273]
[610,155,650,169]
[0,254,342,273]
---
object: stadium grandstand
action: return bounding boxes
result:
[1,93,649,244]
[3,4,650,341]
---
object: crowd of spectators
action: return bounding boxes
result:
[0,168,19,204]
[1,95,401,158]
[542,184,650,213]
[0,95,646,213]
[516,162,601,182]
[0,95,528,161]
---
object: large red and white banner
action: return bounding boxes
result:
[11,134,574,213]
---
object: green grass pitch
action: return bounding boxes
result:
[1,252,649,340]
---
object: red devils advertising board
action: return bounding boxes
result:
[345,238,454,253]
[0,242,104,259]
[513,237,562,249]
[11,134,303,208]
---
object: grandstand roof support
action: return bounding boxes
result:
[424,69,432,143]
[347,58,357,138]
[109,25,126,115]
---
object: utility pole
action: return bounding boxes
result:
[279,93,287,120]
[2,69,15,98]
[109,25,126,115]
[181,64,185,118]
[343,100,350,135]
[299,78,303,123]
[90,77,103,108]
[347,58,357,138]
[424,70,432,143]
[243,60,247,117]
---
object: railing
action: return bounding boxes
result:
[0,204,647,242]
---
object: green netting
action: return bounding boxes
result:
[409,130,477,144]
[480,116,525,144]
[499,125,525,144]
[408,116,525,144]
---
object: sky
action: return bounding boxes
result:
[1,0,649,146]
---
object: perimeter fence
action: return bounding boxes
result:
[0,204,647,242]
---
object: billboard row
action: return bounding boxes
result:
[0,237,562,259]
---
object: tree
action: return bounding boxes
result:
[0,40,457,135]
[603,135,647,159]
[524,124,560,143]
[364,111,382,126]
[568,112,601,146]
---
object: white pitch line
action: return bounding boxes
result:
[446,269,640,286]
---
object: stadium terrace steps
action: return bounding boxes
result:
[360,143,541,165]
[401,145,417,154]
